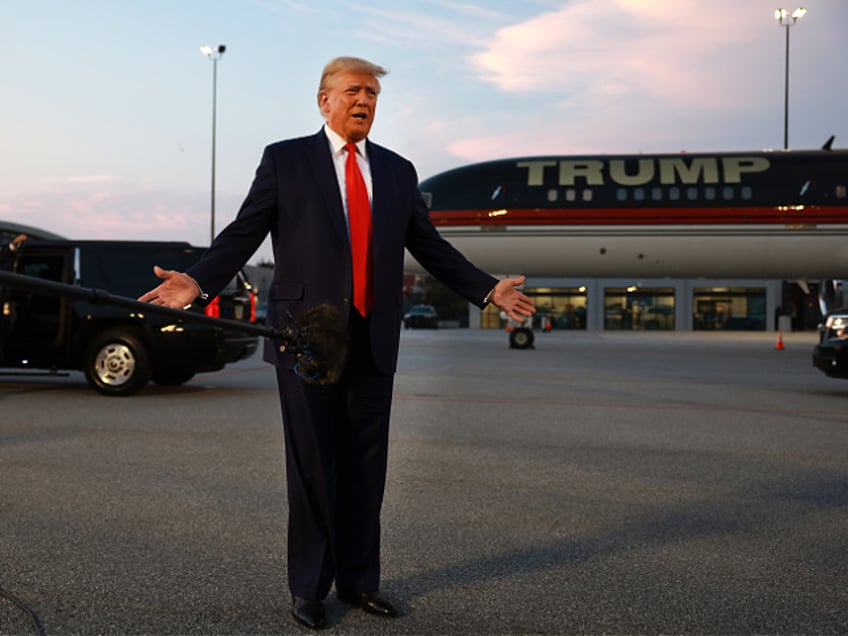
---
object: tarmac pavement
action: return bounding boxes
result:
[1,328,846,634]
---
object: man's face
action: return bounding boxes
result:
[319,71,379,143]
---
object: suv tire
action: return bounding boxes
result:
[84,328,152,396]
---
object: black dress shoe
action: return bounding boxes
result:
[291,595,326,630]
[337,590,399,618]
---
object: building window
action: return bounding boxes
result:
[491,287,588,330]
[693,287,766,330]
[604,287,675,330]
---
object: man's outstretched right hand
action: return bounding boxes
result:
[138,265,201,309]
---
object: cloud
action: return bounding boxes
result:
[470,0,768,108]
[408,0,808,164]
[0,181,274,263]
[62,175,124,185]
[433,1,506,21]
[356,5,493,48]
[3,185,203,242]
[261,0,327,16]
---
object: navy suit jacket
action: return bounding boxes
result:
[187,129,497,375]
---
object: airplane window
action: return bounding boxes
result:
[705,187,716,201]
[741,186,753,200]
[723,187,734,200]
[565,189,577,202]
[582,189,593,202]
[547,189,558,202]
[687,187,698,201]
[651,187,662,201]
[837,185,847,199]
[616,188,628,202]
[634,188,645,201]
[669,187,680,201]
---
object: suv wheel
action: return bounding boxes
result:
[84,329,152,396]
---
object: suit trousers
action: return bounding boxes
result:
[275,313,395,600]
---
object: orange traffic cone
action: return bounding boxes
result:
[775,330,785,350]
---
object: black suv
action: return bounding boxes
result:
[812,309,848,379]
[0,240,258,395]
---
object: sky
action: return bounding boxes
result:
[3,0,847,265]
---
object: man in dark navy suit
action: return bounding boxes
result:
[140,56,534,630]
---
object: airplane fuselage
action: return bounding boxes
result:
[411,149,848,279]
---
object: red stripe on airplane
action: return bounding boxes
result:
[428,205,848,226]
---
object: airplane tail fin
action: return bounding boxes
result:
[822,135,835,151]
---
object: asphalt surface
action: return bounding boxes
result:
[1,329,846,635]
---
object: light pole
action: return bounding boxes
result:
[200,44,226,243]
[774,8,806,150]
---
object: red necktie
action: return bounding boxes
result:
[345,143,373,316]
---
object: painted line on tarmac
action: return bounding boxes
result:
[393,394,841,418]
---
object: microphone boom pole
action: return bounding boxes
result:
[0,269,280,340]
[0,270,347,384]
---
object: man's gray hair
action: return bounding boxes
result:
[317,56,389,113]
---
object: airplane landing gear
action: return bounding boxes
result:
[509,326,534,349]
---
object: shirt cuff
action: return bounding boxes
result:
[187,275,209,301]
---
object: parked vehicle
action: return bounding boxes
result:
[812,309,848,379]
[0,240,257,395]
[403,304,439,329]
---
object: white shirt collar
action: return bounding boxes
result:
[324,123,367,159]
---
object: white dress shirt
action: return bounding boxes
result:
[324,123,373,234]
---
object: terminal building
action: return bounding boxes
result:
[468,277,822,332]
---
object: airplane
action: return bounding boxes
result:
[407,138,848,350]
[410,139,848,289]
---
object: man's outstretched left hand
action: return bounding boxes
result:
[491,275,535,322]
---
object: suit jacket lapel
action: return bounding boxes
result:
[366,140,388,256]
[306,130,349,249]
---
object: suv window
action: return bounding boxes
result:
[78,244,204,297]
[18,251,69,283]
